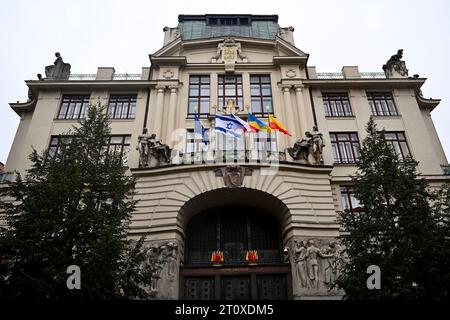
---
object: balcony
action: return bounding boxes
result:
[178,150,285,165]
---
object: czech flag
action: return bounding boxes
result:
[247,113,272,133]
[269,114,292,136]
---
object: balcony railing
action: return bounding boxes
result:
[66,73,142,80]
[360,72,386,79]
[178,150,286,165]
[316,72,345,79]
[68,74,96,80]
[316,72,386,79]
[112,73,142,80]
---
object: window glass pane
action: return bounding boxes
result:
[260,75,270,83]
[251,99,262,113]
[188,99,198,114]
[262,99,273,113]
[261,84,271,96]
[110,136,123,144]
[250,84,260,96]
[199,98,209,114]
[200,85,210,96]
[190,76,199,84]
[189,85,199,96]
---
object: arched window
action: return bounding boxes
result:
[185,205,283,266]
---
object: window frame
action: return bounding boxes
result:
[107,94,137,119]
[367,92,399,116]
[322,92,353,117]
[57,94,90,120]
[187,75,211,118]
[330,132,361,164]
[340,186,362,213]
[384,131,411,160]
[218,75,244,111]
[250,75,273,117]
[102,135,131,165]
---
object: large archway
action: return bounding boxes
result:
[178,189,293,300]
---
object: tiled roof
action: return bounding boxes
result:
[178,14,280,41]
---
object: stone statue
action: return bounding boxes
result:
[294,240,308,288]
[287,126,325,165]
[383,49,408,77]
[44,52,71,80]
[137,128,151,167]
[310,126,325,165]
[287,131,312,163]
[148,134,172,165]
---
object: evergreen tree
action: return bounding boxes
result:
[336,117,450,299]
[0,104,157,299]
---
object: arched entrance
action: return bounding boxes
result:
[180,204,292,300]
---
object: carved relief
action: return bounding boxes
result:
[148,240,180,299]
[162,69,174,79]
[285,68,297,78]
[285,238,344,297]
[211,37,248,72]
[215,165,253,187]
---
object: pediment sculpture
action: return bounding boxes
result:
[212,37,248,72]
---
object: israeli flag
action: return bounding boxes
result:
[214,115,246,138]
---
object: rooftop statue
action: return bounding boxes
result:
[382,49,408,78]
[44,52,71,80]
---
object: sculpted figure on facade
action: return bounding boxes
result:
[148,241,179,299]
[215,165,253,188]
[383,49,409,77]
[294,240,308,288]
[44,52,71,80]
[137,128,151,167]
[286,238,344,295]
[212,37,247,71]
[287,126,325,165]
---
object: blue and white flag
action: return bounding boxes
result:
[215,114,246,138]
[194,115,209,145]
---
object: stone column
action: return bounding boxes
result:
[295,85,309,136]
[165,86,178,147]
[282,86,296,146]
[153,85,166,139]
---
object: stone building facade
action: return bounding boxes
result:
[3,14,449,299]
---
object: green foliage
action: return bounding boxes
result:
[336,117,450,299]
[0,104,157,299]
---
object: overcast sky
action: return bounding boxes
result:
[1,0,449,166]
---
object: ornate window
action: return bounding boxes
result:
[188,75,210,118]
[57,95,90,119]
[218,75,243,111]
[385,131,411,160]
[367,92,398,116]
[330,132,361,164]
[185,206,283,266]
[250,75,273,116]
[322,92,353,117]
[107,94,137,119]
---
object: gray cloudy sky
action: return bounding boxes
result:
[1,0,449,165]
